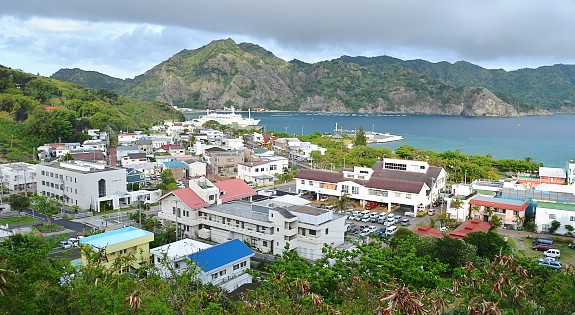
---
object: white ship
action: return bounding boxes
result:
[191,106,260,127]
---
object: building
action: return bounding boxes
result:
[534,201,575,234]
[151,238,254,291]
[80,226,154,273]
[206,150,244,176]
[447,219,491,239]
[295,158,446,212]
[237,157,289,187]
[158,185,345,260]
[117,133,145,145]
[126,168,146,191]
[0,162,37,193]
[162,161,188,179]
[467,195,529,228]
[116,146,140,162]
[185,159,207,178]
[411,225,443,238]
[36,161,127,211]
[121,153,148,167]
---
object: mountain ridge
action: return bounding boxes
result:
[52,38,575,116]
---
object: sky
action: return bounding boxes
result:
[2,0,575,79]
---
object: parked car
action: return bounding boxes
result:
[400,218,410,226]
[319,195,329,202]
[533,238,554,246]
[385,225,398,236]
[538,258,562,270]
[364,201,378,210]
[543,249,561,259]
[68,238,80,247]
[532,244,554,251]
[348,228,360,235]
[59,241,72,249]
[361,214,371,222]
[404,211,416,218]
[428,209,435,215]
[383,220,395,227]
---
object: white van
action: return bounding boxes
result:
[385,226,398,236]
[404,211,416,218]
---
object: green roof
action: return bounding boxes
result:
[473,189,497,196]
[537,201,575,211]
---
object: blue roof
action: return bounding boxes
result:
[163,161,187,168]
[80,226,152,249]
[116,145,138,151]
[189,239,254,272]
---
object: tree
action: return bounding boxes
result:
[353,126,367,146]
[202,119,220,130]
[334,193,352,213]
[468,205,480,220]
[30,194,60,227]
[8,194,29,218]
[489,215,503,231]
[464,231,511,261]
[565,224,574,236]
[548,220,561,234]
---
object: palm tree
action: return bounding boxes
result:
[334,193,352,213]
[484,207,495,222]
[468,205,480,220]
[450,197,464,220]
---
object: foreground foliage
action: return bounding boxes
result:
[1,231,573,314]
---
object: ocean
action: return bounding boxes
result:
[183,111,575,168]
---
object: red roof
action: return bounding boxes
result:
[43,105,59,110]
[160,144,180,150]
[448,219,491,239]
[172,188,209,209]
[412,225,443,238]
[468,197,528,212]
[214,178,257,203]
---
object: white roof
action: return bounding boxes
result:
[150,238,212,260]
[539,167,566,178]
[256,195,311,207]
[534,184,575,194]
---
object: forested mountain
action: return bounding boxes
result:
[54,38,557,117]
[53,38,575,115]
[0,65,183,162]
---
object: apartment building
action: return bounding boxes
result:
[0,162,36,192]
[158,180,345,260]
[237,156,289,187]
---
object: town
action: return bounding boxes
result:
[1,115,575,313]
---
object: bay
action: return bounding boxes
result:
[184,111,575,168]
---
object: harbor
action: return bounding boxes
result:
[334,123,404,144]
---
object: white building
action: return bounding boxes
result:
[237,157,289,187]
[296,158,447,212]
[121,153,149,167]
[158,181,346,260]
[567,158,575,185]
[0,162,37,192]
[150,238,254,291]
[535,200,575,234]
[185,159,207,178]
[117,133,145,145]
[36,161,127,211]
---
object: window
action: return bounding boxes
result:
[240,261,247,268]
[270,164,277,171]
[406,194,412,199]
[211,273,218,280]
[98,179,106,197]
[174,262,180,269]
[233,264,240,271]
[514,211,519,216]
[300,180,304,184]
[325,228,329,234]
[570,216,575,222]
[263,241,268,247]
[276,228,279,232]
[308,230,317,236]
[308,180,313,185]
[42,180,45,186]
[219,270,226,276]
[352,186,359,194]
[41,170,45,175]
[359,170,368,174]
[384,162,406,171]
[341,185,349,193]
[549,214,556,220]
[395,192,401,198]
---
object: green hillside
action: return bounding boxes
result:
[51,38,575,114]
[0,65,183,162]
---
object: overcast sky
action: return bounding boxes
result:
[2,0,575,79]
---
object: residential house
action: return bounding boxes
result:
[36,160,127,211]
[121,153,148,167]
[162,161,188,179]
[135,139,154,153]
[117,133,145,145]
[82,140,107,152]
[222,137,245,150]
[150,238,254,291]
[185,159,207,178]
[126,168,146,191]
[116,146,140,162]
[80,227,154,273]
[69,150,106,163]
[238,157,289,187]
[206,150,244,176]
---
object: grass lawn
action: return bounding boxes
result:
[0,216,38,224]
[508,234,575,268]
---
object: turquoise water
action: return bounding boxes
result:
[184,112,575,168]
